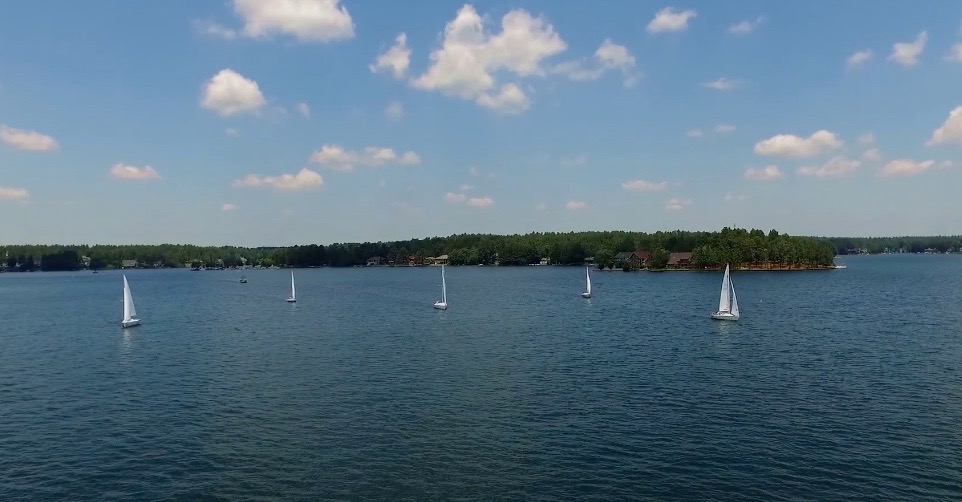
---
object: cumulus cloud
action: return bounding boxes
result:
[444,192,466,203]
[754,130,843,158]
[621,179,668,192]
[665,197,691,211]
[565,200,588,210]
[193,20,238,40]
[309,145,421,172]
[797,156,860,178]
[946,44,962,64]
[296,102,310,118]
[857,132,876,146]
[714,124,735,133]
[232,0,354,42]
[221,203,238,211]
[200,69,266,116]
[888,31,927,67]
[410,5,566,113]
[0,186,30,201]
[647,7,697,33]
[701,77,742,91]
[686,128,704,138]
[744,165,785,181]
[728,16,764,35]
[370,33,411,79]
[445,192,493,208]
[861,148,883,163]
[110,163,161,180]
[846,49,873,70]
[927,106,962,146]
[880,159,936,177]
[232,167,323,190]
[552,39,638,87]
[0,125,59,151]
[466,196,494,208]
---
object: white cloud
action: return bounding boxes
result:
[561,154,587,166]
[444,192,467,203]
[702,77,742,91]
[880,159,936,177]
[475,83,530,114]
[552,39,638,87]
[467,196,494,208]
[232,0,354,42]
[0,186,29,201]
[370,33,411,79]
[221,203,238,211]
[460,184,474,191]
[686,128,704,138]
[385,101,404,121]
[225,128,239,137]
[946,43,962,63]
[109,163,161,180]
[888,31,927,67]
[647,7,697,33]
[621,179,668,192]
[797,156,860,178]
[193,20,237,40]
[410,5,566,113]
[846,49,873,70]
[857,132,876,146]
[309,145,421,172]
[200,69,266,116]
[714,124,735,133]
[233,167,323,190]
[744,165,785,181]
[296,102,310,118]
[727,16,764,35]
[861,148,883,163]
[565,200,588,210]
[0,125,59,151]
[754,130,843,158]
[664,197,691,211]
[926,106,962,146]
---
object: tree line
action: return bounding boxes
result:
[0,227,845,271]
[829,236,962,254]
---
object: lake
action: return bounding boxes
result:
[2,255,961,500]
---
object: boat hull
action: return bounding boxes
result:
[581,292,591,298]
[122,319,141,328]
[433,302,447,310]
[286,298,296,303]
[711,311,739,321]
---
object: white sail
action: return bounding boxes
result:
[586,267,591,294]
[718,264,731,313]
[123,275,136,321]
[441,265,447,303]
[290,271,296,300]
[730,285,739,317]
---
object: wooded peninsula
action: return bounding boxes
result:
[1,228,959,273]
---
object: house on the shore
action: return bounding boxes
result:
[427,255,449,266]
[667,252,692,269]
[366,256,383,267]
[121,259,138,269]
[615,250,652,268]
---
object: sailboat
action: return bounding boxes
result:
[711,264,739,321]
[122,275,141,328]
[433,265,448,310]
[581,266,592,298]
[286,270,296,303]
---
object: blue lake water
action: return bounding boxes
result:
[2,255,961,500]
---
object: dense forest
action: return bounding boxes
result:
[0,227,847,271]
[829,236,962,254]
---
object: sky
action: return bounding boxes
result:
[1,0,962,246]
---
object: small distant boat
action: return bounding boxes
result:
[711,264,739,321]
[433,265,448,310]
[239,276,248,283]
[286,271,296,302]
[92,270,100,274]
[833,264,847,269]
[581,266,592,298]
[122,275,141,328]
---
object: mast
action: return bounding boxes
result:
[123,275,131,321]
[718,264,731,313]
[441,265,447,303]
[291,271,296,300]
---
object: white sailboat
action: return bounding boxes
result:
[433,265,448,310]
[286,270,296,303]
[122,275,141,328]
[581,266,592,298]
[711,264,739,321]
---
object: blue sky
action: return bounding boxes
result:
[1,0,961,246]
